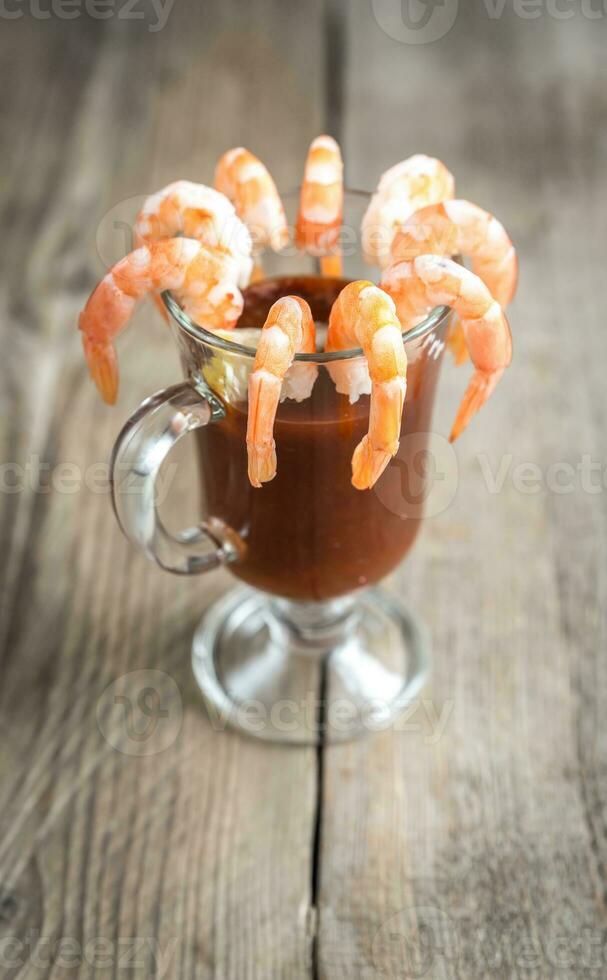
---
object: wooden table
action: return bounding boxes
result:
[1,3,605,977]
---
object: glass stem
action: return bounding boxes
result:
[267,593,362,657]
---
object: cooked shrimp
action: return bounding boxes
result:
[79,238,243,405]
[326,281,407,490]
[247,296,316,487]
[362,155,455,267]
[381,255,512,441]
[296,135,344,277]
[390,200,517,307]
[391,199,517,366]
[215,148,288,260]
[135,180,253,287]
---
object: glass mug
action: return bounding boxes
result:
[110,191,452,743]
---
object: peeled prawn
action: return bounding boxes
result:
[390,199,517,362]
[135,180,253,287]
[362,155,455,267]
[215,148,288,263]
[247,296,316,487]
[390,200,517,307]
[390,199,517,365]
[296,135,344,277]
[326,281,407,490]
[79,238,243,404]
[381,255,512,441]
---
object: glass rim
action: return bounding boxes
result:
[161,186,452,363]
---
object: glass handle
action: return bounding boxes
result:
[110,382,242,575]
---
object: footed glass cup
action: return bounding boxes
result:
[110,190,452,743]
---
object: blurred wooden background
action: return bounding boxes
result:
[1,1,606,977]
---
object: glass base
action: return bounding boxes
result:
[191,586,430,745]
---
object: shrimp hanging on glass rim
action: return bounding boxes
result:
[326,281,407,491]
[381,255,512,442]
[390,199,517,364]
[246,296,316,487]
[78,238,243,404]
[215,147,288,279]
[135,180,254,287]
[361,154,455,267]
[134,180,253,324]
[296,135,344,278]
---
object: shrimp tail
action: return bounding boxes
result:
[320,254,343,278]
[81,331,118,405]
[328,282,407,489]
[78,239,243,404]
[351,436,392,490]
[246,370,282,486]
[449,367,504,442]
[352,375,406,490]
[248,442,278,488]
[246,296,315,486]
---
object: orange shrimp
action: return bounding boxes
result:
[362,155,455,267]
[134,180,253,286]
[381,255,512,441]
[215,148,288,262]
[247,296,316,487]
[296,135,344,277]
[79,238,243,405]
[326,281,407,490]
[391,200,517,307]
[390,199,517,364]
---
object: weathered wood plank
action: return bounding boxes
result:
[318,3,607,977]
[3,4,606,977]
[0,4,325,977]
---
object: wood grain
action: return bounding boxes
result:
[316,3,607,978]
[0,5,324,978]
[1,3,606,979]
